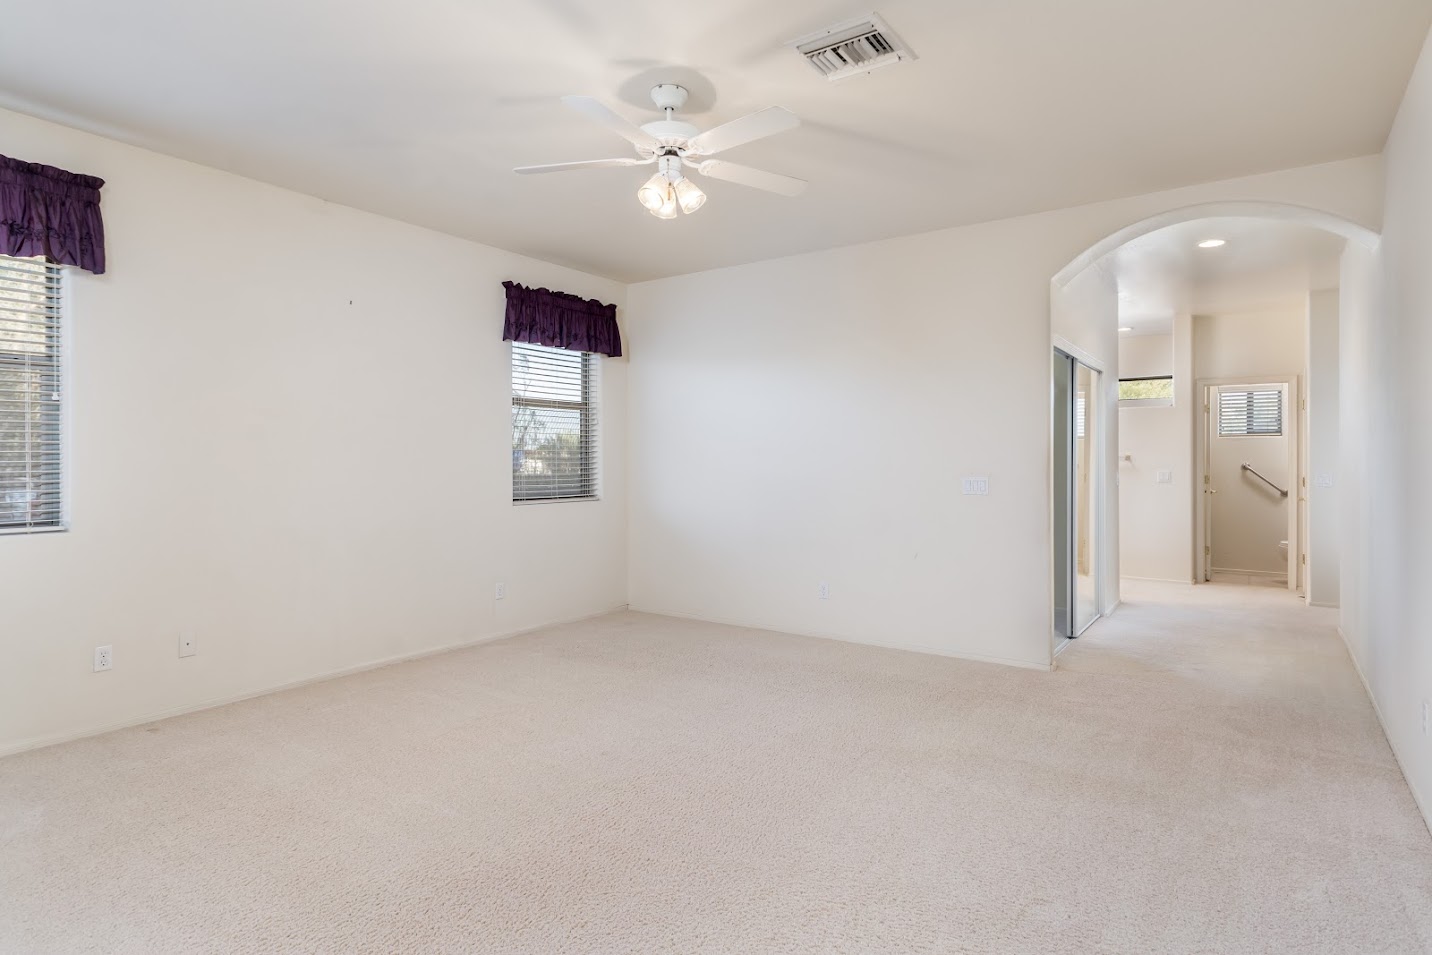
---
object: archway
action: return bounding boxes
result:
[1053,200,1380,291]
[1049,201,1380,657]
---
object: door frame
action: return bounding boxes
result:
[1052,339,1110,644]
[1194,375,1303,591]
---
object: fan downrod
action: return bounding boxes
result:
[641,84,698,147]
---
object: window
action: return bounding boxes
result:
[1119,376,1174,405]
[1218,388,1282,436]
[1,255,63,533]
[511,342,597,502]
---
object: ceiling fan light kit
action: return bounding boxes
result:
[635,154,703,219]
[515,83,806,219]
[674,177,706,214]
[637,172,669,212]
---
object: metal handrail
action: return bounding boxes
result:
[1240,463,1288,497]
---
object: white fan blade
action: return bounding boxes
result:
[693,160,807,197]
[685,107,800,156]
[561,95,660,150]
[515,158,651,174]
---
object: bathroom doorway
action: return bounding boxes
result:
[1197,380,1300,589]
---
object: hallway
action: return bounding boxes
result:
[1057,579,1432,948]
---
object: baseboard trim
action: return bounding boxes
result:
[1210,567,1285,578]
[0,604,630,759]
[629,605,1053,672]
[1120,576,1195,585]
[1336,626,1432,838]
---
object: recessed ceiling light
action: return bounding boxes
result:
[1118,326,1134,332]
[1197,238,1226,248]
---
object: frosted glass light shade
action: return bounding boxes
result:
[674,177,706,214]
[637,173,670,212]
[651,188,679,219]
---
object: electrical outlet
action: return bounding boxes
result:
[93,645,113,672]
[817,581,830,600]
[178,633,196,658]
[495,582,506,600]
[961,477,989,496]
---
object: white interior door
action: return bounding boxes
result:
[1206,383,1293,583]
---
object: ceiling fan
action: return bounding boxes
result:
[514,84,806,218]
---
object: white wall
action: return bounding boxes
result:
[1193,305,1307,381]
[1119,334,1174,379]
[1339,245,1377,692]
[1117,330,1196,583]
[1341,24,1432,831]
[626,157,1382,670]
[0,108,629,754]
[1306,289,1340,606]
[1052,263,1121,632]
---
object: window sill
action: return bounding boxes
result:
[0,524,68,537]
[512,496,601,506]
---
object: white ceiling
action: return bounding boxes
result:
[1,0,1426,283]
[1109,217,1347,336]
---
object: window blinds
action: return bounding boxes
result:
[1218,389,1282,436]
[511,342,598,501]
[0,256,63,531]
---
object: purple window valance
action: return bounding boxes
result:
[502,281,621,357]
[1,155,107,274]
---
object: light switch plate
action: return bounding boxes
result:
[1156,470,1173,484]
[961,477,989,496]
[1315,473,1334,488]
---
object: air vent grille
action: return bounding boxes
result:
[792,14,915,81]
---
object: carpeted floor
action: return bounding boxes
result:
[2,581,1430,953]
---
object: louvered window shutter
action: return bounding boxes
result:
[1218,389,1282,436]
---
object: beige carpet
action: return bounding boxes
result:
[2,582,1430,954]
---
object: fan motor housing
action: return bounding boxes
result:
[641,119,699,147]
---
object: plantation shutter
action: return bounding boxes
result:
[0,255,63,531]
[511,342,598,502]
[1218,389,1282,436]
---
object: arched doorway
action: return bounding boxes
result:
[1049,202,1379,653]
